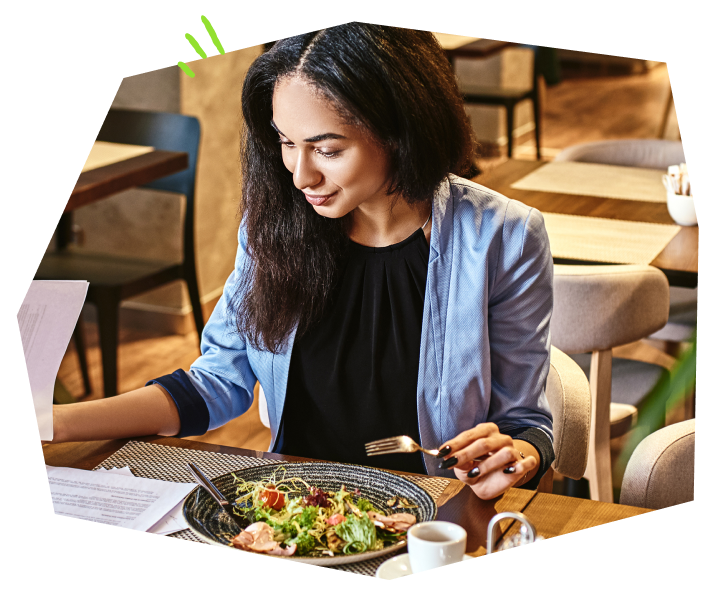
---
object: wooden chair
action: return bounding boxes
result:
[460,46,542,159]
[550,264,670,502]
[35,109,203,398]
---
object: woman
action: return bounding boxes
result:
[51,23,554,500]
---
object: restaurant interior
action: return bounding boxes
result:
[38,30,697,573]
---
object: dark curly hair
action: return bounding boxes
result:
[233,23,476,352]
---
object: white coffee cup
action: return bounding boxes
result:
[666,191,697,226]
[407,521,467,574]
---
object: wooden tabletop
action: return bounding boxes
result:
[65,149,188,213]
[474,159,699,287]
[433,33,512,59]
[42,436,652,557]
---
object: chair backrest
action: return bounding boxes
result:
[546,346,592,479]
[551,264,670,354]
[620,419,695,509]
[96,109,201,265]
[258,384,270,429]
[553,139,685,170]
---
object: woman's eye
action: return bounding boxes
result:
[316,149,340,159]
[279,139,295,149]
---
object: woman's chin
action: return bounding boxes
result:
[311,204,351,220]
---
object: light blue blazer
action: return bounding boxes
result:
[185,175,554,477]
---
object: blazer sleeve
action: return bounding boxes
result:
[147,224,258,435]
[485,204,554,446]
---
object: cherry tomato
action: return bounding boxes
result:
[259,484,285,510]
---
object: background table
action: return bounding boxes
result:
[42,436,651,573]
[66,149,188,214]
[434,33,512,64]
[474,159,699,287]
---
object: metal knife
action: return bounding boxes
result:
[186,462,244,533]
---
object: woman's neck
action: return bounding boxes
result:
[348,197,432,247]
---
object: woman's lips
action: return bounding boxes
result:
[304,192,335,206]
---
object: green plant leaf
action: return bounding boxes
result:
[619,331,696,469]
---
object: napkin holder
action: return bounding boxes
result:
[486,511,543,554]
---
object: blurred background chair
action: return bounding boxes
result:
[553,138,685,169]
[460,46,542,159]
[35,109,203,398]
[620,419,694,509]
[550,264,670,502]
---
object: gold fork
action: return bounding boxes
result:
[365,435,489,462]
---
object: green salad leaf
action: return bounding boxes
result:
[288,531,317,556]
[335,513,377,550]
[355,498,377,513]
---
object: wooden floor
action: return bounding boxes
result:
[57,62,686,493]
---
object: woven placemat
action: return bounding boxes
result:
[511,161,667,203]
[93,441,450,577]
[542,212,681,265]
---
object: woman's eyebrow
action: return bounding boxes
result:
[270,120,346,143]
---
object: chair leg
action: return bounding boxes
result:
[532,85,542,160]
[584,349,614,503]
[184,268,205,349]
[73,319,92,397]
[94,292,121,399]
[505,103,515,158]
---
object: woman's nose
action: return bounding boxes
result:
[292,150,322,190]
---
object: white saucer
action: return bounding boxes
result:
[375,553,473,579]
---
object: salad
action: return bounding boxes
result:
[228,467,418,557]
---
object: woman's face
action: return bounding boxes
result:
[272,76,394,219]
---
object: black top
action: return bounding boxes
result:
[277,228,430,474]
[265,225,554,488]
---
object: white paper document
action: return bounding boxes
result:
[46,466,194,532]
[18,280,89,440]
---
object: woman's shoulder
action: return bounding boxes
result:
[434,174,545,237]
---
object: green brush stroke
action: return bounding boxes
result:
[178,62,195,78]
[185,33,207,59]
[202,15,225,54]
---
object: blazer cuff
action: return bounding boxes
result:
[504,426,556,491]
[146,369,210,437]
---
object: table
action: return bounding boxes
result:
[65,145,188,214]
[433,32,513,68]
[474,159,699,288]
[52,142,190,398]
[42,436,651,571]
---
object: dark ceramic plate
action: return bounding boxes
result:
[182,462,437,566]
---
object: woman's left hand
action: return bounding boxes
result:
[437,423,538,500]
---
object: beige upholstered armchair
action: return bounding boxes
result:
[553,139,685,170]
[620,419,695,509]
[551,264,670,502]
[543,346,592,490]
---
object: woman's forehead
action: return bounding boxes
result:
[272,76,353,139]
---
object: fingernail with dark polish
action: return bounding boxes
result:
[439,456,458,470]
[503,466,516,474]
[468,467,480,478]
[437,446,452,458]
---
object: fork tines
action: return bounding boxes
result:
[365,439,403,456]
